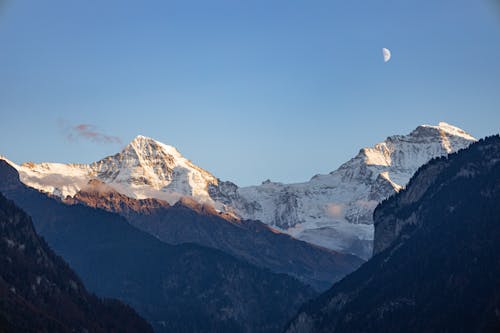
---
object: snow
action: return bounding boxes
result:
[215,122,477,259]
[4,135,219,205]
[0,123,477,259]
[429,122,476,141]
[16,162,90,198]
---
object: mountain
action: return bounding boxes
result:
[284,135,500,333]
[0,160,316,333]
[214,122,476,259]
[3,122,476,259]
[66,180,363,291]
[0,192,152,333]
[8,135,219,204]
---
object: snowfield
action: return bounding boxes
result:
[1,122,476,259]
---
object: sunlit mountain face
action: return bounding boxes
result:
[2,122,476,259]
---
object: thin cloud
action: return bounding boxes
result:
[65,123,122,144]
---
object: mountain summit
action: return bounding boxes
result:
[6,135,219,204]
[1,122,476,258]
[212,122,476,258]
[90,135,218,202]
[285,135,500,333]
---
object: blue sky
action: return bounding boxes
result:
[0,0,499,186]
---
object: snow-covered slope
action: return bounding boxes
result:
[5,135,220,205]
[212,122,476,259]
[1,122,476,259]
[89,135,219,203]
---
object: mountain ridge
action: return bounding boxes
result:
[65,179,363,291]
[0,160,317,333]
[0,122,476,259]
[284,135,500,333]
[0,191,153,333]
[214,122,476,258]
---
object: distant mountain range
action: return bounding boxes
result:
[65,180,362,291]
[0,161,316,333]
[1,122,476,259]
[0,124,496,333]
[285,135,500,333]
[217,122,475,259]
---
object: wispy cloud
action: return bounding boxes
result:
[62,122,122,144]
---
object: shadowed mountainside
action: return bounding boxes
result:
[0,160,316,333]
[285,135,500,333]
[0,192,153,333]
[66,179,363,291]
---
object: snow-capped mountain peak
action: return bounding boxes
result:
[213,122,477,259]
[0,122,478,259]
[425,121,475,141]
[89,136,219,203]
[357,121,474,171]
[128,135,183,159]
[5,136,219,204]
[91,135,183,186]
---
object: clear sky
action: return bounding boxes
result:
[0,0,499,186]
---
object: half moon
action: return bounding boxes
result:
[382,48,391,63]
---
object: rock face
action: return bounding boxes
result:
[218,122,476,258]
[284,135,500,333]
[9,135,219,203]
[0,160,316,333]
[2,122,476,259]
[0,192,153,333]
[67,180,363,291]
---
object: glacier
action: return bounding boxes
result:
[1,122,476,259]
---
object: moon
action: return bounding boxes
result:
[382,48,391,63]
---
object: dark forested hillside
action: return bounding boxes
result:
[0,192,152,333]
[65,180,362,291]
[0,160,315,333]
[285,135,500,333]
